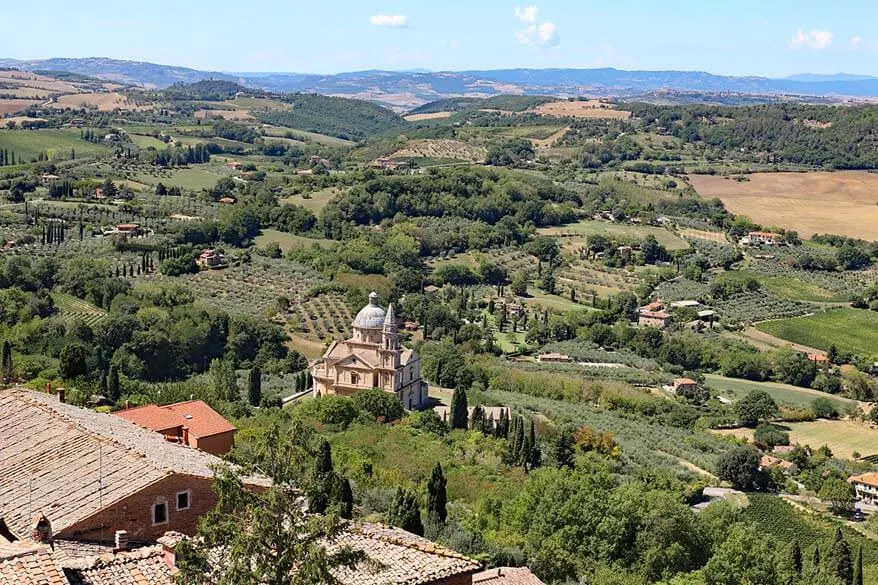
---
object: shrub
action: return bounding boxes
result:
[351,388,405,423]
[811,397,839,420]
[753,424,789,449]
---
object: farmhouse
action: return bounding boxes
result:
[196,248,229,269]
[41,173,60,184]
[759,455,798,475]
[537,352,572,363]
[114,399,237,455]
[849,472,878,504]
[743,231,781,246]
[0,388,269,544]
[638,310,671,328]
[311,293,428,410]
[807,353,830,366]
[672,378,699,394]
[116,223,141,235]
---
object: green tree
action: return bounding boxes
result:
[175,424,363,585]
[828,528,853,585]
[820,479,856,515]
[247,366,262,407]
[59,343,88,380]
[735,389,778,427]
[426,462,447,524]
[449,386,468,430]
[351,388,404,422]
[551,427,575,469]
[387,487,423,536]
[1,340,13,382]
[210,358,239,401]
[704,525,778,585]
[510,271,528,297]
[107,364,120,401]
[339,478,353,520]
[790,540,803,578]
[716,446,761,490]
[853,545,863,585]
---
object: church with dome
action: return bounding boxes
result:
[310,292,428,410]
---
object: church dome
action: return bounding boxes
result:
[353,292,386,329]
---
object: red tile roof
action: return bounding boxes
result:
[473,567,546,585]
[0,542,68,585]
[114,400,236,439]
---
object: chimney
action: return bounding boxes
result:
[157,532,184,570]
[56,388,65,403]
[114,530,129,552]
[30,514,53,547]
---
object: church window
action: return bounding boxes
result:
[350,372,359,385]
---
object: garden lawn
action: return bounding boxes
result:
[703,374,856,410]
[254,229,331,253]
[718,270,845,302]
[538,220,690,251]
[755,309,878,359]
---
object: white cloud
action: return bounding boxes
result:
[369,14,407,28]
[514,6,558,47]
[850,35,864,47]
[514,6,538,24]
[789,28,833,50]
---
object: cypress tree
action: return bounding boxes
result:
[552,427,575,469]
[1,340,13,382]
[853,545,863,585]
[469,404,485,432]
[449,386,468,430]
[247,366,262,406]
[316,438,333,475]
[387,487,423,536]
[812,546,821,572]
[789,540,802,577]
[426,462,447,524]
[107,365,120,401]
[829,528,853,585]
[527,419,541,469]
[339,478,354,520]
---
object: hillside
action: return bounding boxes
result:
[256,93,407,141]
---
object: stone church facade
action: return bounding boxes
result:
[311,292,428,409]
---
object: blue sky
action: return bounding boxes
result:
[2,0,877,76]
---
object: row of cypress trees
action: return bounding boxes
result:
[788,529,863,585]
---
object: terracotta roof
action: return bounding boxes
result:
[114,400,236,439]
[330,523,480,585]
[0,542,68,585]
[0,389,268,538]
[850,472,878,487]
[674,378,697,386]
[639,311,670,319]
[473,567,546,585]
[63,545,175,585]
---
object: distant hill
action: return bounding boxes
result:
[255,94,407,142]
[5,57,878,105]
[409,95,555,114]
[162,80,258,101]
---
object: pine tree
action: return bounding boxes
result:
[449,386,468,430]
[789,540,802,577]
[1,340,13,382]
[426,462,447,524]
[829,528,853,585]
[248,366,262,406]
[107,365,120,401]
[387,487,423,536]
[853,545,863,585]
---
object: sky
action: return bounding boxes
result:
[2,0,878,77]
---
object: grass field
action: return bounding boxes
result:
[703,374,856,410]
[261,125,355,148]
[688,171,878,240]
[0,128,112,160]
[755,309,878,358]
[719,419,878,459]
[281,187,345,214]
[254,229,330,253]
[717,270,845,302]
[128,134,169,150]
[51,292,107,326]
[50,92,148,112]
[135,167,222,190]
[538,220,690,251]
[524,287,597,313]
[531,100,631,120]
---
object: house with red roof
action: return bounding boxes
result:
[114,400,237,456]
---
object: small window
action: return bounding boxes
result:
[153,499,168,525]
[350,372,359,385]
[176,490,191,511]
